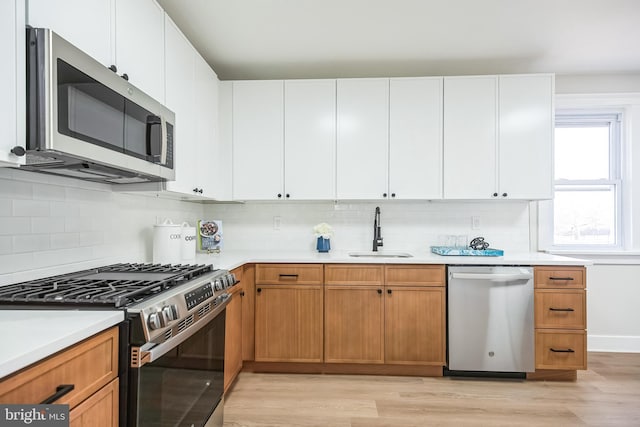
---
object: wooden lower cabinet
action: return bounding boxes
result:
[224,276,243,392]
[532,266,587,375]
[254,284,323,362]
[385,286,445,365]
[323,264,446,366]
[242,264,256,361]
[0,327,119,426]
[69,378,118,427]
[324,285,385,363]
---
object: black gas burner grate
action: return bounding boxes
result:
[0,263,214,308]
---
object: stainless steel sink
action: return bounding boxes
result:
[348,251,413,258]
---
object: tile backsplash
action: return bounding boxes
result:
[205,200,532,254]
[0,169,204,284]
[1,167,532,284]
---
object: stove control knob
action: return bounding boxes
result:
[148,311,165,330]
[162,304,179,322]
[214,280,223,291]
[229,273,237,286]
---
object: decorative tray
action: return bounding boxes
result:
[430,246,504,256]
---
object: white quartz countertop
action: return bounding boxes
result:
[0,249,588,380]
[192,250,591,271]
[0,310,123,380]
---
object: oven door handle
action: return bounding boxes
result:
[134,295,230,367]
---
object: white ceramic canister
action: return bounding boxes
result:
[152,219,182,264]
[181,222,196,262]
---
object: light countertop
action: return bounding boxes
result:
[0,249,588,380]
[0,310,124,380]
[192,250,591,271]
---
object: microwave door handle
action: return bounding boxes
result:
[160,115,167,165]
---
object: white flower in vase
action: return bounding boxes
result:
[313,223,334,239]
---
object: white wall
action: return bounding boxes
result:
[0,168,204,285]
[556,73,640,94]
[204,200,531,254]
[587,264,640,352]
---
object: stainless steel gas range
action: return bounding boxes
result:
[0,263,235,427]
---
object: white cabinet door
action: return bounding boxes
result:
[498,74,554,200]
[164,15,198,196]
[337,78,389,200]
[232,80,284,200]
[194,54,219,199]
[115,0,165,102]
[216,81,233,201]
[389,77,443,199]
[0,0,25,166]
[443,76,497,199]
[284,80,336,200]
[27,0,114,67]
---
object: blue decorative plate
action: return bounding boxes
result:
[430,246,504,256]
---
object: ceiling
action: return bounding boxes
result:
[157,0,640,81]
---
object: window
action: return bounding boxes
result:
[550,111,623,249]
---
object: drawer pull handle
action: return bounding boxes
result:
[550,348,575,353]
[279,274,299,279]
[549,308,575,312]
[41,384,75,404]
[549,277,574,281]
[257,288,262,294]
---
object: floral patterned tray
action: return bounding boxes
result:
[430,246,504,256]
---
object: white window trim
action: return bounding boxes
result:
[538,93,640,256]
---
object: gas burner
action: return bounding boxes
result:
[0,263,215,308]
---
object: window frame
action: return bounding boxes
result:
[541,109,625,252]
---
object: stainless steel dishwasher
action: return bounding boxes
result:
[448,266,535,375]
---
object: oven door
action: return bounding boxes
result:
[128,302,227,427]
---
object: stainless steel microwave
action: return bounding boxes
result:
[23,27,175,183]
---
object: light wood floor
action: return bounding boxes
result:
[223,352,640,426]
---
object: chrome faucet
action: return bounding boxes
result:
[372,206,383,251]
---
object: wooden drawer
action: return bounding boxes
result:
[535,330,586,370]
[535,290,586,329]
[256,264,323,285]
[0,327,118,409]
[325,264,384,286]
[535,266,585,289]
[69,378,118,427]
[385,265,445,287]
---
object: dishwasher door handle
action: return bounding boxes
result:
[450,272,533,282]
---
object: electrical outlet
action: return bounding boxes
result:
[472,216,481,230]
[273,216,282,230]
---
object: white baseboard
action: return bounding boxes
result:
[588,334,640,353]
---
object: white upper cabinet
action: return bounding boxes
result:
[389,77,443,199]
[498,74,554,200]
[157,15,222,200]
[443,76,497,199]
[0,0,25,166]
[194,54,219,199]
[336,78,389,200]
[29,0,165,102]
[28,0,114,67]
[443,75,553,200]
[284,80,336,200]
[164,15,197,196]
[115,0,165,102]
[216,81,234,201]
[232,80,284,200]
